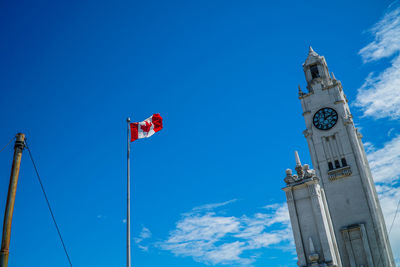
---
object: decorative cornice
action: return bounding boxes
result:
[299,92,314,100]
[343,116,353,125]
[283,176,318,189]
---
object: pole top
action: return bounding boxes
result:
[15,133,25,141]
[127,117,131,123]
[15,133,25,150]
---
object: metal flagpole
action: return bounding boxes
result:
[127,117,131,267]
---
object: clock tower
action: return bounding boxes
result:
[283,47,395,267]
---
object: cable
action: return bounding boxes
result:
[24,141,73,267]
[375,197,400,267]
[389,198,400,234]
[0,136,15,153]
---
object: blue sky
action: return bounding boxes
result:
[1,0,400,266]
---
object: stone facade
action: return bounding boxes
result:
[283,48,395,267]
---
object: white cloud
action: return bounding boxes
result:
[135,226,152,244]
[159,200,292,266]
[366,135,400,262]
[355,6,400,120]
[355,57,400,119]
[134,226,152,251]
[367,135,400,184]
[376,185,400,255]
[359,7,400,63]
[192,199,237,212]
[357,9,400,261]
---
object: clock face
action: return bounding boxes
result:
[313,108,338,130]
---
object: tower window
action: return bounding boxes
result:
[334,160,340,168]
[341,158,348,167]
[328,162,334,171]
[310,65,320,79]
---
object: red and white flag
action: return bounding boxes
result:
[130,114,163,142]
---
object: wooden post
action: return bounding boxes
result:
[0,133,25,267]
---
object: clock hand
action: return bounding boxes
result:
[326,114,333,120]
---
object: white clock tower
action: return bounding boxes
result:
[283,47,395,267]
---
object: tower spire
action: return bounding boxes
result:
[307,46,319,57]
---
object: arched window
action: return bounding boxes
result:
[310,64,320,79]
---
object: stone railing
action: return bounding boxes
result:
[328,166,352,181]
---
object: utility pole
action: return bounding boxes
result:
[0,133,25,267]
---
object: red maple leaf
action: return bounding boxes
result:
[140,121,153,133]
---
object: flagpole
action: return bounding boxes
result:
[127,117,131,267]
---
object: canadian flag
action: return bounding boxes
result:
[130,114,163,142]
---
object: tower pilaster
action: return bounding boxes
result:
[283,153,341,267]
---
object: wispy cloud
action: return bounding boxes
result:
[355,5,400,260]
[365,134,400,261]
[191,199,237,212]
[359,7,400,63]
[135,226,152,243]
[159,200,292,266]
[367,135,400,184]
[376,184,400,260]
[356,8,400,261]
[355,57,400,119]
[355,5,400,120]
[135,226,152,251]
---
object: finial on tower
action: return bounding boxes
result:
[331,72,336,80]
[307,46,319,57]
[298,85,303,96]
[295,151,302,166]
[295,151,304,178]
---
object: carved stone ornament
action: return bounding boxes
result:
[303,129,313,138]
[343,116,353,126]
[303,164,315,179]
[284,152,317,185]
[284,169,296,184]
